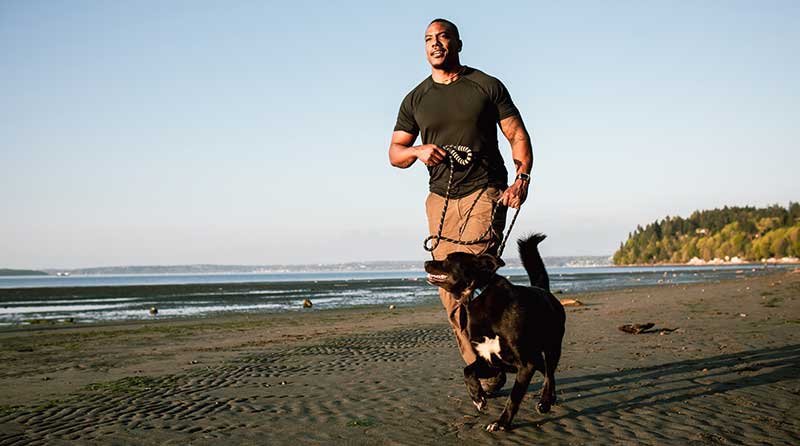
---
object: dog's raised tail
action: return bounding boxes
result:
[517,233,550,291]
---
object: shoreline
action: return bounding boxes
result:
[3,264,796,328]
[1,270,799,444]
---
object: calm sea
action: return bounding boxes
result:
[0,264,791,326]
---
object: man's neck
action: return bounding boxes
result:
[431,63,464,84]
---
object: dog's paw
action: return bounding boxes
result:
[472,396,486,412]
[485,421,507,432]
[536,400,552,414]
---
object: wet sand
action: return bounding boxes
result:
[1,270,798,445]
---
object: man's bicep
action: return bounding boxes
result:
[391,130,418,147]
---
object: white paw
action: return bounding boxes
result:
[486,422,503,432]
[473,399,486,411]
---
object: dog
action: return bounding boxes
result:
[425,234,565,432]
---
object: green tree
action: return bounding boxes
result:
[612,204,799,264]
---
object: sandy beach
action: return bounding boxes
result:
[1,270,798,445]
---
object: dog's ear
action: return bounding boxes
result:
[476,255,504,273]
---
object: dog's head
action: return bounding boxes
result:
[424,252,505,303]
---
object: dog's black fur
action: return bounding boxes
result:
[424,234,565,432]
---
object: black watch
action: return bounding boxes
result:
[516,173,531,183]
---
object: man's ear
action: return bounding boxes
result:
[457,39,463,53]
[476,254,504,273]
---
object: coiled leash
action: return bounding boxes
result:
[423,145,522,260]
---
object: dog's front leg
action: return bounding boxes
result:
[463,360,488,411]
[486,363,535,432]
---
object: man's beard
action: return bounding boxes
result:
[431,56,458,71]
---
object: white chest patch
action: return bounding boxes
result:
[473,336,502,364]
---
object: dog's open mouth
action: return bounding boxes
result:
[426,273,449,285]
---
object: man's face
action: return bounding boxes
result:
[425,22,460,69]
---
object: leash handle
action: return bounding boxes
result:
[441,144,472,166]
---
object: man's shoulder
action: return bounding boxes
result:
[463,66,505,91]
[403,76,434,100]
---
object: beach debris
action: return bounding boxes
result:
[559,298,583,307]
[739,313,747,318]
[618,323,655,334]
[303,299,313,308]
[280,380,288,385]
[149,307,158,315]
[388,304,396,310]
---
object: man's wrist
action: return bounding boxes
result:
[515,172,531,183]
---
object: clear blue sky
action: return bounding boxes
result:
[1,1,798,268]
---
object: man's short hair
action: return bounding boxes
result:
[429,18,460,39]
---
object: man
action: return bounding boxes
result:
[388,19,533,391]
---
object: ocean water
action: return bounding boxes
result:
[0,264,791,326]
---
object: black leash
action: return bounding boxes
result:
[423,145,522,260]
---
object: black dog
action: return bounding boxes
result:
[425,234,565,432]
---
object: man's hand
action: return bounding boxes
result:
[500,179,529,209]
[389,131,447,168]
[416,144,447,167]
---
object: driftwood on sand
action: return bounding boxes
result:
[618,323,655,334]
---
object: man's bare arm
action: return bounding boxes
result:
[498,115,533,208]
[389,130,447,168]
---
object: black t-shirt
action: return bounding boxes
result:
[394,66,520,198]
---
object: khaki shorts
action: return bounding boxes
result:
[425,186,508,364]
[425,186,508,261]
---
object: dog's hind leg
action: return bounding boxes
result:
[537,348,562,414]
[531,351,545,375]
[486,362,535,432]
[464,360,488,411]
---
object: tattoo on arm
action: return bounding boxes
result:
[500,116,533,174]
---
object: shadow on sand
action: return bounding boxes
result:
[503,343,800,429]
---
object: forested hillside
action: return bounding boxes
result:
[613,203,800,265]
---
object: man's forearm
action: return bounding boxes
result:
[499,115,533,178]
[389,143,419,168]
[510,133,533,177]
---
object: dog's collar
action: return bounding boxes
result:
[470,275,502,302]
